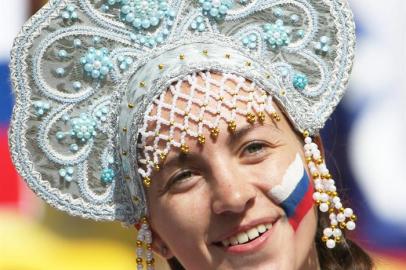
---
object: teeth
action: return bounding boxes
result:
[237,232,249,244]
[257,224,266,233]
[230,236,239,246]
[221,223,273,247]
[247,228,260,240]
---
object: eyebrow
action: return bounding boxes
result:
[159,122,282,170]
[226,122,282,146]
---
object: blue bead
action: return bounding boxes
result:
[293,73,308,90]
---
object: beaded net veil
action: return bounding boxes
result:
[137,71,278,184]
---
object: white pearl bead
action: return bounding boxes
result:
[346,221,356,230]
[304,144,311,151]
[333,228,342,237]
[305,150,312,157]
[337,213,346,222]
[335,202,343,209]
[314,179,322,185]
[329,213,336,220]
[321,193,329,202]
[326,239,336,249]
[312,192,321,201]
[329,186,337,192]
[305,137,312,144]
[315,183,323,190]
[332,196,341,204]
[344,208,353,217]
[319,203,329,212]
[323,228,333,237]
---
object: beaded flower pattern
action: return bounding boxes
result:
[9,0,355,223]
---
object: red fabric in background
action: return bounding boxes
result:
[0,126,20,206]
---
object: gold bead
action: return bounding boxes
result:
[139,81,146,87]
[331,225,336,229]
[303,130,310,138]
[154,163,160,171]
[335,236,341,242]
[257,111,266,123]
[143,177,151,187]
[198,134,206,144]
[271,112,280,122]
[179,54,185,60]
[329,208,335,213]
[246,112,256,124]
[202,49,208,55]
[305,156,312,162]
[332,191,338,197]
[141,217,148,223]
[315,200,321,205]
[122,127,128,132]
[136,258,143,263]
[316,158,323,165]
[325,173,332,179]
[339,222,346,229]
[350,214,357,221]
[312,172,320,179]
[122,151,127,156]
[169,121,175,126]
[228,121,237,132]
[159,152,167,160]
[180,144,189,154]
[132,196,140,204]
[218,96,224,101]
[210,127,220,138]
[136,240,143,247]
[225,53,231,59]
[339,207,345,213]
[321,236,328,242]
[125,175,131,181]
[158,63,164,70]
[280,90,286,96]
[128,103,134,109]
[245,61,252,67]
[266,74,271,79]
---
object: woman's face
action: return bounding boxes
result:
[145,74,318,270]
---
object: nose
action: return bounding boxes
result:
[210,162,257,215]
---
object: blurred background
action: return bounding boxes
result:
[0,0,405,269]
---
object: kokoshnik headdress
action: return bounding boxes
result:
[9,0,356,258]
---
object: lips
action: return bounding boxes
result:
[221,223,273,247]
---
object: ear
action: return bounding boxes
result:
[150,229,174,259]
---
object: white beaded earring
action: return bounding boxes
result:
[303,131,357,249]
[136,217,155,270]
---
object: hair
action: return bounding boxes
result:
[166,211,374,270]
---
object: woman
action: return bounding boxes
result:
[8,0,373,269]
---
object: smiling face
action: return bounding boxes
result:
[138,72,318,270]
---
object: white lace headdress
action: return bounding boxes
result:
[9,0,355,224]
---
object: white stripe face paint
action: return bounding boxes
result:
[267,153,304,203]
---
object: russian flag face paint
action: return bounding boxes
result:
[267,153,314,230]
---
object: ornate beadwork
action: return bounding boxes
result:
[80,47,113,80]
[200,0,234,20]
[293,73,308,90]
[8,0,356,225]
[263,19,291,49]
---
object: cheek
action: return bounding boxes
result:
[149,189,210,248]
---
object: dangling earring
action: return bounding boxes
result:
[136,217,155,270]
[303,131,357,249]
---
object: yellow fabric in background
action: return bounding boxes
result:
[0,210,169,270]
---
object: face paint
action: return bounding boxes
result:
[267,153,314,230]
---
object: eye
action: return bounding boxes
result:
[243,142,266,155]
[171,170,193,183]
